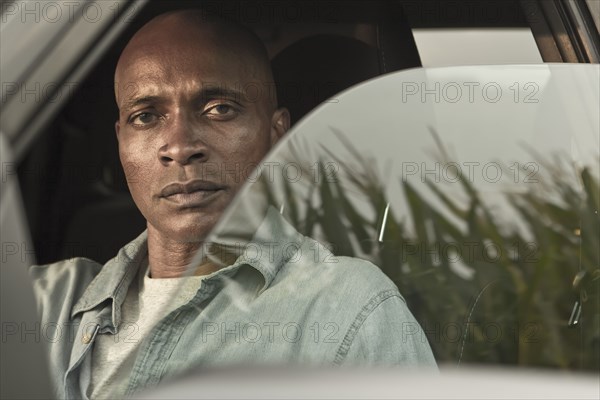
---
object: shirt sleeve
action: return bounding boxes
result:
[338,293,438,368]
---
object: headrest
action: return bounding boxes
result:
[272,31,421,124]
[272,35,383,124]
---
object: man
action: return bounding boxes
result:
[30,9,436,400]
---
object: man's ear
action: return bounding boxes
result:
[115,120,121,141]
[270,107,290,145]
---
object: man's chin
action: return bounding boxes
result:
[147,213,220,244]
[170,222,218,244]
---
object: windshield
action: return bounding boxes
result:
[188,64,599,370]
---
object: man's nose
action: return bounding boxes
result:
[158,116,208,166]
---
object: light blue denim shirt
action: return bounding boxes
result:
[30,208,436,399]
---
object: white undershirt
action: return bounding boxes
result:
[88,261,204,399]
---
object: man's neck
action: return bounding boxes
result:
[146,227,220,278]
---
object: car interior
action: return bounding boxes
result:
[4,2,599,398]
[17,0,532,266]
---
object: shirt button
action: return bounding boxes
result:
[82,334,92,344]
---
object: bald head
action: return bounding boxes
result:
[115,9,277,110]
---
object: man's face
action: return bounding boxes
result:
[115,23,283,243]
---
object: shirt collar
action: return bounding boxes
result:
[213,206,305,292]
[71,206,303,322]
[71,230,148,322]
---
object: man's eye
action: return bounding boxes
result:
[130,112,157,126]
[205,103,236,118]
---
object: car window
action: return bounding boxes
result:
[413,28,543,66]
[195,64,599,370]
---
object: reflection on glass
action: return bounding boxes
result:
[191,65,599,373]
[210,132,599,370]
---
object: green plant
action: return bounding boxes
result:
[265,130,599,370]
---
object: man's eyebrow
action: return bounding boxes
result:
[198,87,246,102]
[121,95,163,112]
[120,88,247,112]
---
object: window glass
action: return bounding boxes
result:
[413,28,543,66]
[198,64,599,370]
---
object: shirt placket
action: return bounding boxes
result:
[63,314,101,400]
[124,281,218,396]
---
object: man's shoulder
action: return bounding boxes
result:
[30,257,104,288]
[306,236,396,280]
[289,238,436,367]
[283,235,403,303]
[29,231,148,312]
[29,257,104,319]
[30,256,103,273]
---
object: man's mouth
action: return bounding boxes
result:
[160,180,225,207]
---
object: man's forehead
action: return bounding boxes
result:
[116,36,223,78]
[115,56,260,106]
[114,12,275,109]
[115,66,277,113]
[119,39,227,85]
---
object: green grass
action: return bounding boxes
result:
[266,133,599,370]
